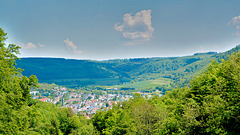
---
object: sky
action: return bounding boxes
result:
[1,0,240,60]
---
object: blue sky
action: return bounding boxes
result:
[1,0,240,60]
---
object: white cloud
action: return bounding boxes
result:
[19,42,37,49]
[18,42,45,49]
[38,43,45,47]
[228,15,240,36]
[64,38,82,54]
[228,15,240,25]
[114,9,154,46]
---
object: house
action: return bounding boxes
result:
[60,87,67,91]
[39,98,50,102]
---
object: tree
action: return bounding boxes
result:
[187,53,240,134]
[0,27,96,134]
[91,52,240,134]
[0,28,38,134]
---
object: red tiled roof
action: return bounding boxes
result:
[39,98,50,102]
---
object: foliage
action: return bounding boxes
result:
[92,52,240,134]
[15,45,240,90]
[0,27,38,134]
[0,28,95,134]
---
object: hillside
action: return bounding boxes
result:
[16,45,240,88]
[92,51,240,135]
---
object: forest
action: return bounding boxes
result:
[15,45,240,89]
[1,27,240,134]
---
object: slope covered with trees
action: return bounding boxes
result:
[0,28,95,134]
[15,45,240,88]
[92,51,240,135]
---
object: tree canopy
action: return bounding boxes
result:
[0,28,96,134]
[92,52,240,134]
[15,44,240,89]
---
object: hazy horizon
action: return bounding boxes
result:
[18,45,235,61]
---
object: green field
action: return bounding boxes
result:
[40,78,172,90]
[40,77,131,88]
[115,78,172,89]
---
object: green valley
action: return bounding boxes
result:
[2,0,240,134]
[16,45,240,90]
[1,25,240,134]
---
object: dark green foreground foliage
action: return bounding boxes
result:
[0,28,95,134]
[92,53,240,134]
[26,100,95,135]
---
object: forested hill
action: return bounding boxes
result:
[16,45,240,87]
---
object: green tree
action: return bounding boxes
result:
[0,28,96,134]
[0,28,38,134]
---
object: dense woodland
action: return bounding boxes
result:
[16,45,240,90]
[92,52,240,134]
[0,28,95,134]
[1,27,240,134]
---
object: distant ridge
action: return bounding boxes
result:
[194,52,217,56]
[16,45,240,88]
